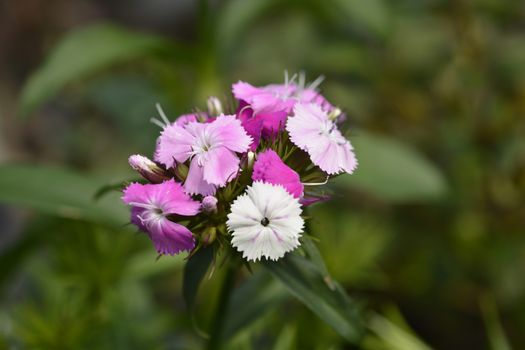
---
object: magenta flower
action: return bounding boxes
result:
[252,149,304,198]
[154,115,252,195]
[122,180,201,255]
[233,81,296,115]
[236,102,287,151]
[287,103,358,175]
[232,74,332,116]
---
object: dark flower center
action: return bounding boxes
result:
[260,217,270,226]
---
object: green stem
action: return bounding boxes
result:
[206,258,237,350]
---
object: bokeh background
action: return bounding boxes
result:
[1,0,524,349]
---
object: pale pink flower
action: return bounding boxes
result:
[122,180,201,255]
[154,114,252,195]
[287,103,357,175]
[252,149,303,198]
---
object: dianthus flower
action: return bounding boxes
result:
[154,114,252,195]
[287,103,357,175]
[122,180,201,255]
[227,181,304,261]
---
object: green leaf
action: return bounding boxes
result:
[272,324,296,350]
[480,295,513,350]
[366,312,433,350]
[222,272,288,341]
[263,254,365,343]
[335,132,448,202]
[183,247,214,311]
[19,23,168,117]
[0,165,128,226]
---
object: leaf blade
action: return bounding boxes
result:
[0,165,128,226]
[336,132,448,202]
[263,254,365,343]
[19,23,168,116]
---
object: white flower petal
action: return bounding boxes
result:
[227,181,304,261]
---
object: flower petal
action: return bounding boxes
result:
[184,159,217,196]
[207,114,252,153]
[148,219,195,255]
[203,147,240,186]
[252,149,303,198]
[227,182,304,262]
[154,123,194,168]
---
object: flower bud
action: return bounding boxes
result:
[202,226,217,245]
[207,96,223,116]
[201,196,218,214]
[247,151,255,171]
[128,155,170,183]
[327,107,342,121]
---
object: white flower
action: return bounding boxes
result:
[227,181,304,261]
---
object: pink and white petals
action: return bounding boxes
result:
[287,103,358,175]
[122,180,200,255]
[184,160,217,196]
[203,147,240,186]
[154,123,194,168]
[207,114,252,153]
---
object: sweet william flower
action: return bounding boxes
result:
[232,73,332,116]
[287,103,358,175]
[154,114,252,196]
[236,101,287,151]
[233,73,334,150]
[252,149,303,198]
[227,181,304,261]
[122,179,201,255]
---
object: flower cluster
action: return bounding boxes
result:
[122,73,357,262]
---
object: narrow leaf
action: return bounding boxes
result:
[263,254,365,343]
[0,165,127,226]
[222,271,288,341]
[19,23,168,116]
[335,132,448,202]
[183,247,214,311]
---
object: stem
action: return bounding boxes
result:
[206,258,237,350]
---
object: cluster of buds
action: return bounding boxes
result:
[122,73,357,261]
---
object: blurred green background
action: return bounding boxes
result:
[0,0,524,349]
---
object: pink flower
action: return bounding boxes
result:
[154,114,252,195]
[233,75,334,150]
[287,103,357,175]
[236,102,286,151]
[252,149,304,198]
[233,81,296,115]
[122,180,201,255]
[232,74,333,116]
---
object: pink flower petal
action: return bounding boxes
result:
[207,114,252,153]
[184,159,217,196]
[122,180,200,255]
[203,147,240,186]
[148,219,195,255]
[237,103,263,151]
[287,103,358,175]
[155,123,195,168]
[252,149,304,198]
